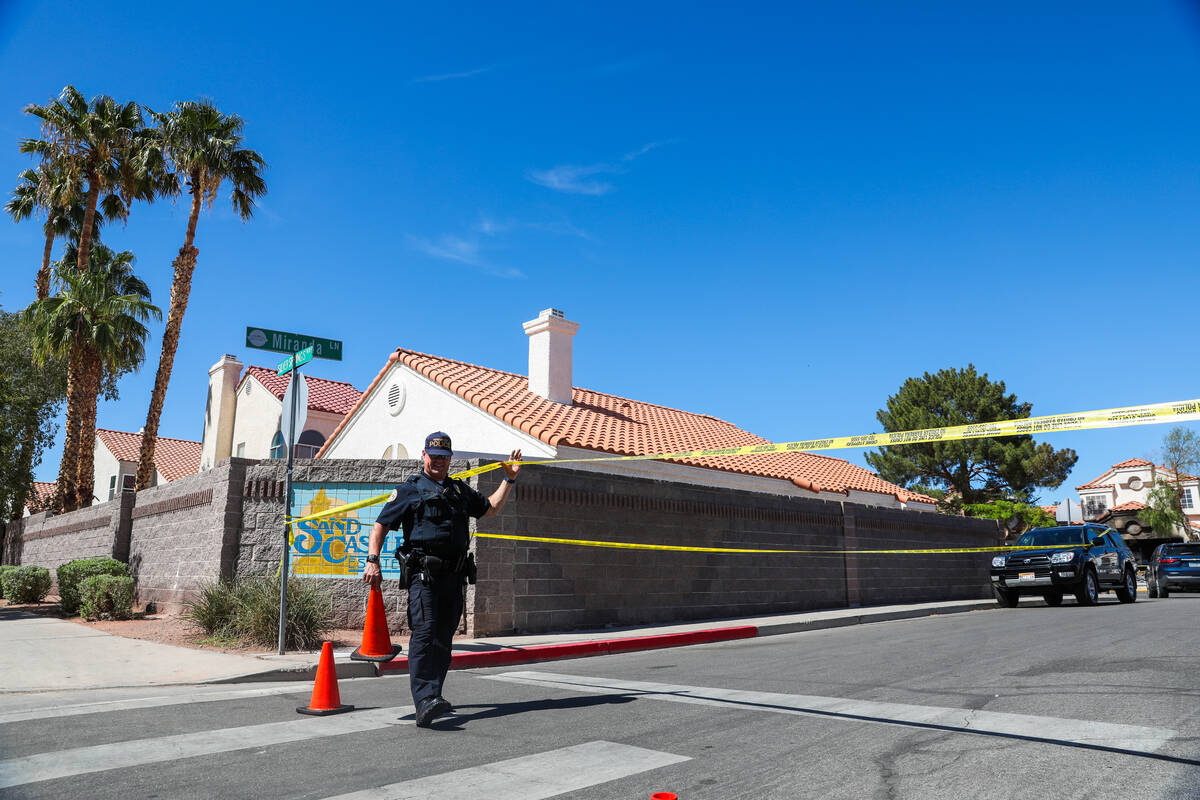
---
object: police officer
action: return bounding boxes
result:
[361,432,521,728]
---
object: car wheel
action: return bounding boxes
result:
[993,585,1019,608]
[1074,568,1099,606]
[1043,590,1063,606]
[1148,578,1159,599]
[1116,568,1137,603]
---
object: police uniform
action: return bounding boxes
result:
[375,465,490,714]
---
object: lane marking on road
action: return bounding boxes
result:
[0,705,414,790]
[485,671,1178,758]
[0,683,325,725]
[320,740,689,800]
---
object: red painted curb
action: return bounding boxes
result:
[377,625,759,675]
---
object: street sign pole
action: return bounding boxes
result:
[278,357,301,655]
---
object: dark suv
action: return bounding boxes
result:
[989,524,1138,607]
[1147,542,1200,597]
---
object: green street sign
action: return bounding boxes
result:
[277,344,314,376]
[245,327,343,361]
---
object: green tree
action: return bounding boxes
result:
[24,247,160,509]
[136,99,266,489]
[1144,426,1200,539]
[961,499,1056,536]
[0,304,67,521]
[865,365,1078,510]
[20,86,160,510]
[20,86,153,276]
[1142,479,1187,539]
[6,165,122,300]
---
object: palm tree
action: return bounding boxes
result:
[20,86,154,277]
[136,99,266,489]
[25,246,160,509]
[20,86,162,509]
[6,165,123,300]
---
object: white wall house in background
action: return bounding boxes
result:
[1075,457,1200,548]
[199,355,362,469]
[90,429,202,506]
[318,308,937,510]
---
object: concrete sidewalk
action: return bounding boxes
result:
[0,599,996,693]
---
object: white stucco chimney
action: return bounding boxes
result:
[523,308,579,405]
[200,354,243,470]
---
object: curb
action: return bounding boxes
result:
[378,626,758,675]
[201,601,997,682]
[376,601,996,676]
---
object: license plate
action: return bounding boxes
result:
[1019,572,1036,582]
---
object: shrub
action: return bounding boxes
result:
[57,558,129,616]
[78,574,135,620]
[4,565,53,603]
[0,565,18,599]
[181,575,332,650]
[182,579,241,637]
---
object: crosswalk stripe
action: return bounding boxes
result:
[485,671,1177,756]
[321,740,690,799]
[0,684,319,725]
[0,705,413,790]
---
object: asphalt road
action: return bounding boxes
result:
[2,594,1198,799]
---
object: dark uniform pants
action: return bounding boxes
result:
[406,571,464,706]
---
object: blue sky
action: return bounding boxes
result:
[2,1,1198,502]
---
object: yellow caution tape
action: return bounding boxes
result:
[285,396,1200,527]
[454,396,1200,479]
[474,531,1077,554]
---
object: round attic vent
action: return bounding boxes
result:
[387,383,406,416]
[1128,476,1143,491]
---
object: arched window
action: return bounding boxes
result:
[269,431,285,460]
[294,429,326,459]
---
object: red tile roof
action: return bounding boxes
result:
[96,429,201,482]
[1110,501,1146,512]
[241,366,362,415]
[1077,457,1199,490]
[1112,458,1153,468]
[26,481,55,513]
[319,348,936,504]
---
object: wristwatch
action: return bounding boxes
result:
[504,477,516,484]
[365,554,380,564]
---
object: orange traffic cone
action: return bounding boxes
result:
[296,641,354,716]
[350,584,402,662]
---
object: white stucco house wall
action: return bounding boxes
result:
[1076,457,1200,541]
[90,429,202,506]
[199,356,362,470]
[317,308,936,510]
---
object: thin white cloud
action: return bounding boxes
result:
[407,234,481,265]
[527,141,673,196]
[475,215,593,241]
[406,233,526,279]
[526,164,616,196]
[411,64,497,84]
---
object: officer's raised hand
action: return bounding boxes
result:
[504,449,522,481]
[483,449,522,517]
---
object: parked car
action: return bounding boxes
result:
[989,524,1138,607]
[1147,542,1200,597]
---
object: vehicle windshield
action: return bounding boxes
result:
[1015,528,1088,548]
[1162,544,1200,558]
